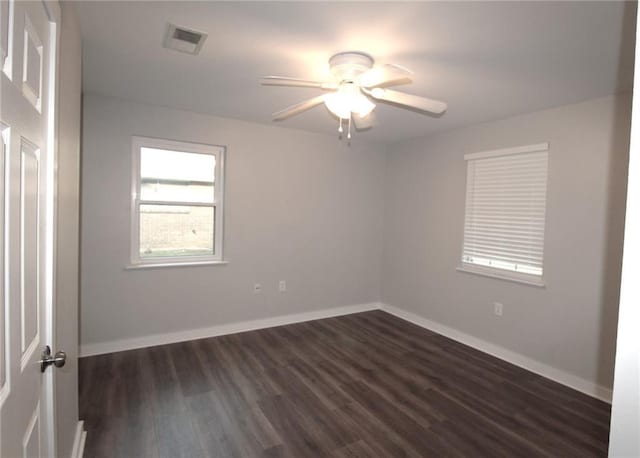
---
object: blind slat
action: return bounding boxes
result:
[467,184,547,192]
[469,173,547,182]
[465,233,545,245]
[464,225,542,238]
[463,243,544,259]
[473,153,547,166]
[473,164,548,175]
[463,238,545,254]
[463,250,543,267]
[466,199,547,206]
[465,211,547,220]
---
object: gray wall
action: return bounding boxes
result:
[56,2,82,457]
[382,94,631,389]
[80,93,630,393]
[80,94,385,347]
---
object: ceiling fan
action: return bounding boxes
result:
[261,51,447,138]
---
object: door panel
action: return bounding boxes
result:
[23,404,40,457]
[20,140,40,363]
[22,14,43,112]
[0,1,57,456]
[55,2,83,455]
[0,0,12,77]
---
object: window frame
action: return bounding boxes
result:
[130,136,226,267]
[458,142,549,287]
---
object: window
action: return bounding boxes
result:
[459,143,549,285]
[131,137,225,266]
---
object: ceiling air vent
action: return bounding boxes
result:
[163,23,208,55]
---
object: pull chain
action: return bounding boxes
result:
[347,117,352,140]
[338,118,343,134]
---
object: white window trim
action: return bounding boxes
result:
[125,260,229,270]
[458,142,549,287]
[456,265,545,288]
[129,136,226,268]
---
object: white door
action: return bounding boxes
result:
[0,1,60,457]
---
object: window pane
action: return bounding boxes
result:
[140,147,215,203]
[139,204,214,258]
[140,179,215,203]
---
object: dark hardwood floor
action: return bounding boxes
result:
[79,311,611,457]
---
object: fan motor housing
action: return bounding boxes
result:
[329,51,374,82]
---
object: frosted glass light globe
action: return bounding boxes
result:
[324,84,375,119]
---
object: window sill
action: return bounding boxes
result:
[125,260,229,270]
[456,265,545,288]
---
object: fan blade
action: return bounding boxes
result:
[359,64,413,88]
[272,95,327,121]
[261,76,336,89]
[365,88,447,114]
[352,111,376,130]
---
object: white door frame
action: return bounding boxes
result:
[41,0,61,455]
[607,3,640,455]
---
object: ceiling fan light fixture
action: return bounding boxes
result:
[323,84,375,119]
[262,50,448,138]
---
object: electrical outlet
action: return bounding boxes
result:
[494,302,503,316]
[279,280,286,292]
[253,283,262,294]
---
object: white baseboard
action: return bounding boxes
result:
[70,421,86,458]
[79,302,381,357]
[380,303,613,403]
[78,300,611,403]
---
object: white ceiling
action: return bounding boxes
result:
[76,1,636,144]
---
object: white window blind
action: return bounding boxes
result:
[461,143,549,279]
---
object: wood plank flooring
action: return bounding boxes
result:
[79,311,611,457]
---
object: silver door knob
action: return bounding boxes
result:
[39,345,67,372]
